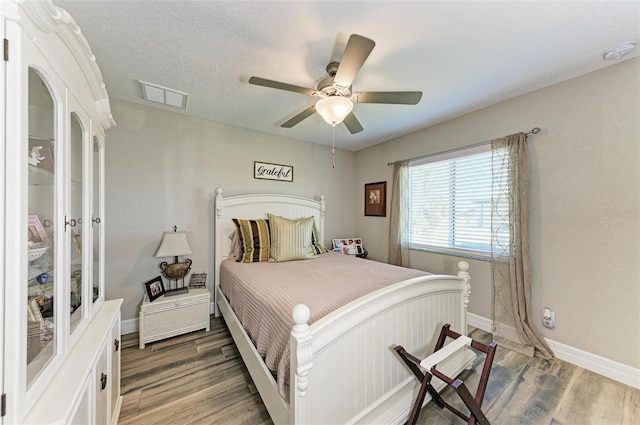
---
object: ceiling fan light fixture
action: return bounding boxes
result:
[316,96,353,126]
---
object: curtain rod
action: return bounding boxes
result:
[387,127,541,166]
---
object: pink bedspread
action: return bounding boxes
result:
[219,252,430,399]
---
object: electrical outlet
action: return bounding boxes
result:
[542,307,555,329]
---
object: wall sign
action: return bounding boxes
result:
[254,161,294,182]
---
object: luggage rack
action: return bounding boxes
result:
[394,324,498,425]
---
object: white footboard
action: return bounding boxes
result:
[289,262,474,425]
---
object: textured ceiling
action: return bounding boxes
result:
[54,0,639,151]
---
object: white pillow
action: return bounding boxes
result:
[267,214,316,262]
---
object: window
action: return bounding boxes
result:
[407,144,509,257]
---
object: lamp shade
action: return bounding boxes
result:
[315,96,353,126]
[154,231,193,257]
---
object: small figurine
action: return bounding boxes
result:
[28,146,45,166]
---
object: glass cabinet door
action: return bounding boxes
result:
[69,113,84,334]
[92,135,104,305]
[27,67,57,386]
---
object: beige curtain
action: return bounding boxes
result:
[491,132,553,359]
[388,160,409,267]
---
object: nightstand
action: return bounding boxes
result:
[139,288,210,349]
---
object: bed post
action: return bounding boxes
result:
[215,188,224,218]
[318,195,325,246]
[214,188,224,317]
[290,304,313,424]
[457,261,471,310]
[457,260,472,370]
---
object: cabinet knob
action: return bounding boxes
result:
[92,216,101,226]
[65,217,77,230]
[100,373,108,391]
[114,338,120,352]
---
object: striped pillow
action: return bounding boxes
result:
[267,214,316,262]
[311,221,328,254]
[232,218,270,263]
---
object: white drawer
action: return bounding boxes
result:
[141,293,209,314]
[139,288,211,349]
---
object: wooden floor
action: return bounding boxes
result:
[119,316,639,425]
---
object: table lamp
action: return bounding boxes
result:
[154,226,193,296]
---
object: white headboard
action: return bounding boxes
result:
[213,188,325,309]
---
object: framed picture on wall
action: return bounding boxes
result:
[364,181,386,217]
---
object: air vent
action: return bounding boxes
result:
[138,80,188,109]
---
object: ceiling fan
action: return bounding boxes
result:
[248,34,423,134]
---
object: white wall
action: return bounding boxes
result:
[354,57,640,369]
[104,99,356,322]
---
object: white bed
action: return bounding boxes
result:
[213,188,476,425]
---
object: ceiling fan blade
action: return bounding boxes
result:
[333,34,375,88]
[355,91,423,105]
[249,76,316,96]
[343,112,363,134]
[281,105,316,128]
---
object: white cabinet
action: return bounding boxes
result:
[139,288,211,349]
[23,301,122,425]
[67,376,92,425]
[94,338,109,425]
[1,1,117,423]
[109,317,122,424]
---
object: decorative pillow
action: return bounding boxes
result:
[232,218,270,263]
[228,230,240,257]
[267,214,316,262]
[311,221,328,254]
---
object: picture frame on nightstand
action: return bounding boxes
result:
[189,272,207,288]
[144,276,165,302]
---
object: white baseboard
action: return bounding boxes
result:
[467,313,493,334]
[121,301,216,335]
[467,313,640,390]
[121,317,138,335]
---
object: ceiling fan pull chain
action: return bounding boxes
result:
[332,125,336,169]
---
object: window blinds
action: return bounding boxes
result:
[408,144,509,256]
